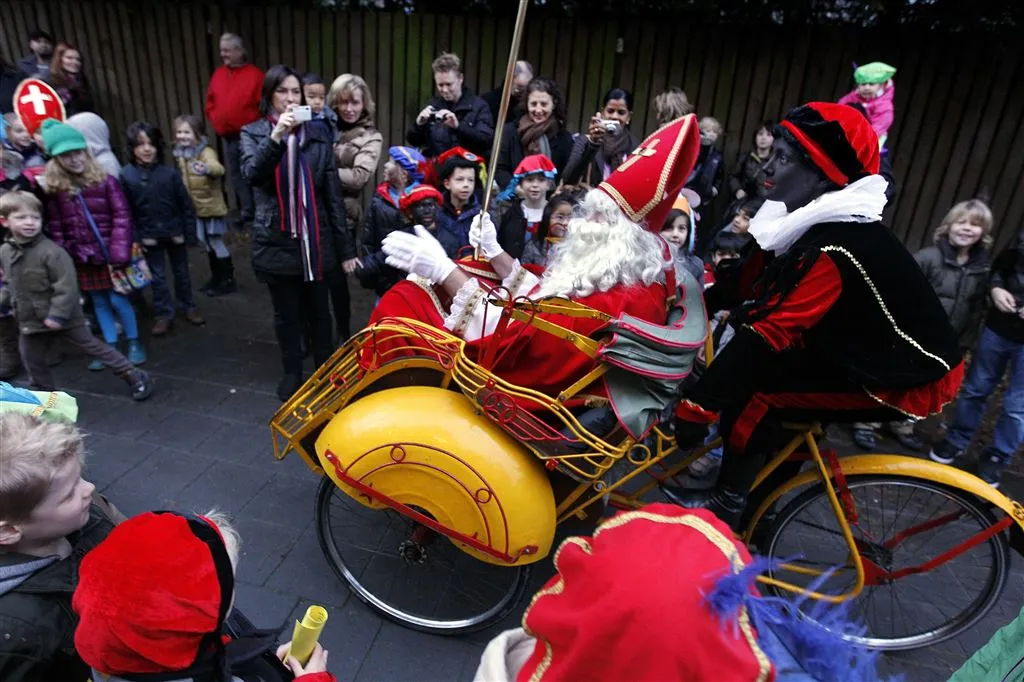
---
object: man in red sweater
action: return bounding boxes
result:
[204,33,263,229]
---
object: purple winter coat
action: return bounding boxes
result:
[46,175,133,267]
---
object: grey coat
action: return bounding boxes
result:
[914,240,991,350]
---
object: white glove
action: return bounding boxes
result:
[469,213,503,260]
[383,224,458,284]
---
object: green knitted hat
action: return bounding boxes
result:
[40,117,88,157]
[853,62,897,85]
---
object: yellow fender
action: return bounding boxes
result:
[744,454,1024,543]
[315,386,556,566]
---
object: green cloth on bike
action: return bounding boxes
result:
[950,606,1024,682]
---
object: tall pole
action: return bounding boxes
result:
[477,0,530,258]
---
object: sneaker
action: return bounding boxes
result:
[87,359,105,372]
[184,309,206,326]
[122,369,153,401]
[977,447,1009,488]
[929,440,963,465]
[126,340,147,365]
[852,427,878,451]
[151,318,172,336]
[687,453,721,479]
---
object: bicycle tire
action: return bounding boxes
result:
[314,476,531,636]
[762,474,1010,651]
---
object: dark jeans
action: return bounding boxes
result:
[21,326,134,390]
[946,326,1024,459]
[224,135,254,222]
[146,241,195,320]
[266,275,332,375]
[326,268,351,342]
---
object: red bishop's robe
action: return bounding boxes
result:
[368,263,669,406]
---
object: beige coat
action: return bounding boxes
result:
[333,124,383,226]
[175,144,228,218]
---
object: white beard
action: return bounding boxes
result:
[536,190,668,299]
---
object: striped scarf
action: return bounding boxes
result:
[271,117,322,281]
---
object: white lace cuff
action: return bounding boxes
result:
[502,260,539,299]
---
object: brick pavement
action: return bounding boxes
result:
[14,246,1023,681]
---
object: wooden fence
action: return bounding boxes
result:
[1,1,1022,251]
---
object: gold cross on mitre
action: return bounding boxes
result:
[617,138,661,173]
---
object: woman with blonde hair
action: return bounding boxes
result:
[328,73,383,226]
[852,198,993,452]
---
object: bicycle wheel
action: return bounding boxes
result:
[762,475,1010,651]
[314,477,531,635]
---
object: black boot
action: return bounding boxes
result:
[208,256,237,297]
[200,251,219,295]
[120,369,154,401]
[660,484,748,530]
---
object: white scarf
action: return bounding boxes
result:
[748,175,889,254]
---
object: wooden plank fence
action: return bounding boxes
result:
[1,0,1022,251]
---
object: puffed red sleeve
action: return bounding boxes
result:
[748,252,843,351]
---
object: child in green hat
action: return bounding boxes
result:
[838,61,896,148]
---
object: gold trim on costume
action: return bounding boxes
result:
[821,246,951,372]
[409,275,447,318]
[521,509,771,682]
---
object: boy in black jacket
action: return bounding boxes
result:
[0,405,123,682]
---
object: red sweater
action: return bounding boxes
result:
[205,63,264,137]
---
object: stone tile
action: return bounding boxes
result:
[139,410,227,452]
[215,389,282,425]
[103,447,214,502]
[144,375,230,413]
[172,460,275,517]
[232,516,302,587]
[238,473,321,531]
[353,621,480,682]
[233,582,299,631]
[98,487,173,517]
[194,420,275,465]
[82,433,158,490]
[84,400,171,439]
[264,526,350,609]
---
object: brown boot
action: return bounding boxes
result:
[151,318,172,336]
[184,309,205,326]
[0,316,21,379]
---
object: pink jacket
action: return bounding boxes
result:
[839,83,895,143]
[46,175,134,266]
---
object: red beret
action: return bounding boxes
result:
[73,511,233,675]
[517,504,775,682]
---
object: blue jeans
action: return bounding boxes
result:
[147,242,195,320]
[946,326,1024,458]
[90,290,139,343]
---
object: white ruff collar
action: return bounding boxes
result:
[748,175,889,254]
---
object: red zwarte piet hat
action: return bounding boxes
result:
[780,102,880,187]
[399,184,444,213]
[73,511,234,675]
[597,114,701,232]
[517,504,775,682]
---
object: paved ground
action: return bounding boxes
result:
[14,242,1023,681]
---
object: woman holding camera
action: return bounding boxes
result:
[240,64,358,401]
[495,78,573,188]
[561,88,639,188]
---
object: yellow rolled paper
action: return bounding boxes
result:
[288,605,328,666]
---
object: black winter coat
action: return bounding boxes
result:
[986,229,1024,343]
[240,119,353,278]
[120,163,196,242]
[495,121,574,189]
[685,144,725,210]
[561,130,641,188]
[405,88,494,159]
[0,504,116,682]
[728,150,771,200]
[914,240,991,350]
[357,186,406,295]
[497,199,529,260]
